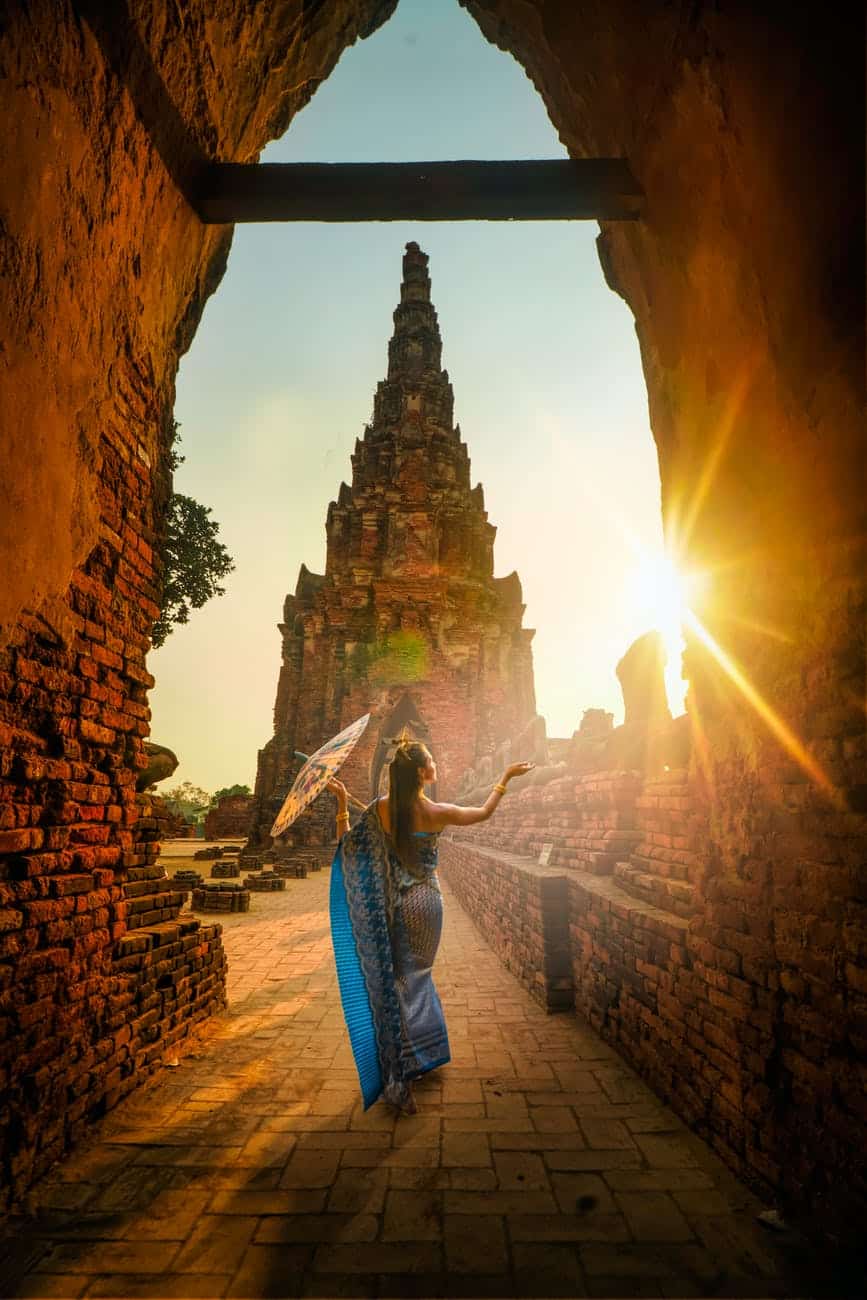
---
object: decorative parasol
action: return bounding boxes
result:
[270,712,370,839]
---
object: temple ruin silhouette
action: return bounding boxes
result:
[247,242,538,851]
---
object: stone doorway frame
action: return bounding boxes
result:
[76,3,644,227]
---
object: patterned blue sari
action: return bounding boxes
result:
[329,804,450,1109]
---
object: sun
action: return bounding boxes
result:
[625,551,707,716]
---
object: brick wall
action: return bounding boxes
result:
[438,838,571,1011]
[454,771,642,869]
[438,760,867,1236]
[204,795,254,840]
[0,433,228,1206]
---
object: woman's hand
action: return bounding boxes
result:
[503,761,535,783]
[327,777,349,810]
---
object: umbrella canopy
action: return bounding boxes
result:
[270,712,371,839]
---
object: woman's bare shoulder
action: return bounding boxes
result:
[418,798,458,831]
[375,796,389,831]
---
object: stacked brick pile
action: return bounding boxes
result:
[190,882,250,912]
[172,869,205,891]
[243,869,286,892]
[274,861,308,880]
[236,846,329,873]
[238,851,270,870]
[210,861,240,879]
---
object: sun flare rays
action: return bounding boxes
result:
[541,376,839,806]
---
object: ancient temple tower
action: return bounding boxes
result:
[247,243,537,846]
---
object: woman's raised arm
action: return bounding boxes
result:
[430,761,535,828]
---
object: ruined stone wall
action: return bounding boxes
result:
[0,0,396,1205]
[440,752,867,1235]
[456,1,866,1236]
[440,841,571,1011]
[203,794,254,840]
[453,771,642,869]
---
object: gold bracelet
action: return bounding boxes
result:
[336,812,350,825]
[493,783,507,795]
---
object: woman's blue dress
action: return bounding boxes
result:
[329,805,450,1109]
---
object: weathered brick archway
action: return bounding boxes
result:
[1,0,863,1241]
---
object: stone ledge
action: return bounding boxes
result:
[612,860,697,919]
[446,837,569,882]
[568,869,689,938]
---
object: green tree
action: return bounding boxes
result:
[152,426,235,648]
[211,783,252,804]
[161,781,212,822]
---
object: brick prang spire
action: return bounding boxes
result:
[247,242,538,849]
[326,242,489,581]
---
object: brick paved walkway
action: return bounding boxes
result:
[4,858,811,1297]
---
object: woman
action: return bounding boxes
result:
[327,738,534,1113]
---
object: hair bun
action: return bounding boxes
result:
[388,726,416,752]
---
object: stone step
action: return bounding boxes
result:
[632,840,695,869]
[627,852,691,882]
[613,860,698,918]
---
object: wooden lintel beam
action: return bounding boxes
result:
[194,159,643,224]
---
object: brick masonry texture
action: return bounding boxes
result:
[438,841,571,1012]
[203,795,254,841]
[0,429,229,1207]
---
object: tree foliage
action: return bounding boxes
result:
[152,426,235,648]
[161,781,212,821]
[211,784,252,804]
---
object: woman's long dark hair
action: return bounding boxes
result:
[387,740,430,877]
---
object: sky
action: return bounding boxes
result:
[149,0,680,795]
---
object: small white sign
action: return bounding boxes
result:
[538,842,554,866]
